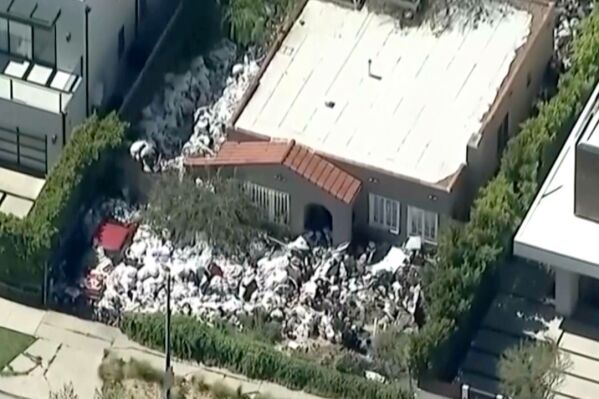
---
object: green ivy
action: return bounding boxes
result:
[0,113,126,285]
[409,8,599,377]
[121,313,411,399]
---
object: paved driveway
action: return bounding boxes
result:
[456,261,599,399]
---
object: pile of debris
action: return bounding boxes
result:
[554,0,593,69]
[88,206,421,351]
[130,40,261,172]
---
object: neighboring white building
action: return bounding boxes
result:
[0,0,178,175]
[514,81,599,317]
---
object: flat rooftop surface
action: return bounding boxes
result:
[515,84,599,275]
[235,0,532,184]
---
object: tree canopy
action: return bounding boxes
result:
[499,340,571,399]
[143,173,263,254]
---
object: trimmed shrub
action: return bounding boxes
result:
[409,8,599,376]
[121,313,411,399]
[0,113,126,285]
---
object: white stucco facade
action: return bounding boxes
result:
[514,81,599,317]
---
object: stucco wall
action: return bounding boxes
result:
[575,143,599,223]
[87,0,136,109]
[55,0,85,74]
[466,0,555,195]
[326,157,456,244]
[232,164,354,245]
[186,164,354,245]
[64,80,87,143]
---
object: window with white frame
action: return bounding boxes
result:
[407,206,438,243]
[369,193,400,233]
[243,181,290,225]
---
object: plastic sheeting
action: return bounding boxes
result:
[130,40,261,171]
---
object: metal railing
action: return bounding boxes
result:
[0,126,47,174]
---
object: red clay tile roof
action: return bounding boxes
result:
[184,140,294,166]
[282,145,362,204]
[185,140,361,204]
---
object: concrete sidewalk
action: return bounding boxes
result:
[0,298,324,399]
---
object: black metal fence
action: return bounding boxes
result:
[0,126,47,174]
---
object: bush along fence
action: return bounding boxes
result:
[0,113,126,290]
[408,7,599,379]
[121,313,411,399]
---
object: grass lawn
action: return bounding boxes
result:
[0,327,35,369]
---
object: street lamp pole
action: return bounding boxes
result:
[164,269,173,399]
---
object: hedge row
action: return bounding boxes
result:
[409,8,599,376]
[121,313,411,399]
[0,113,126,284]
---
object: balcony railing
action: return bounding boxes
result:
[0,60,81,114]
[0,125,47,174]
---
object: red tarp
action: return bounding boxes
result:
[93,220,136,252]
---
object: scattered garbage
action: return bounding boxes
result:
[129,39,260,172]
[113,0,589,354]
[72,200,424,351]
[554,0,593,70]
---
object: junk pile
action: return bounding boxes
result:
[90,209,421,350]
[129,39,260,172]
[554,0,593,70]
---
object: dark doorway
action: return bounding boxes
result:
[497,113,510,156]
[304,203,333,232]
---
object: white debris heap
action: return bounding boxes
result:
[129,39,260,172]
[554,0,593,70]
[93,209,421,350]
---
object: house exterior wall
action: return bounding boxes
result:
[233,164,354,245]
[86,0,136,109]
[86,0,174,110]
[64,80,87,144]
[54,0,85,74]
[575,142,599,223]
[466,1,555,194]
[186,163,353,245]
[227,129,460,244]
[555,268,579,316]
[326,157,456,244]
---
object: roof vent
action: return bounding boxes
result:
[368,59,382,80]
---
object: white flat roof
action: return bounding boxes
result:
[235,0,532,184]
[514,83,599,278]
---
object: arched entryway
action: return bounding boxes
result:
[304,203,333,233]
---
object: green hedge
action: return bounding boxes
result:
[0,113,126,285]
[409,8,599,376]
[121,313,411,399]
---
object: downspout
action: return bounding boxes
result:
[61,111,66,147]
[85,5,91,116]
